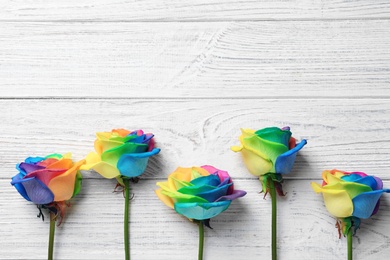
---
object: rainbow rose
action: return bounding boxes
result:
[156,165,246,220]
[11,153,84,221]
[81,129,160,182]
[312,169,390,236]
[232,126,306,194]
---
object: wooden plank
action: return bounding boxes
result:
[1,0,390,21]
[1,21,390,98]
[1,98,390,180]
[2,179,390,259]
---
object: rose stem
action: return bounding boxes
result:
[269,179,277,260]
[347,227,353,260]
[48,212,56,260]
[198,221,204,260]
[124,178,130,260]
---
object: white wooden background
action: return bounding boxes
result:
[1,1,390,259]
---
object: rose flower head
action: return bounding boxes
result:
[312,170,390,236]
[156,165,246,221]
[11,153,85,222]
[232,126,306,195]
[81,129,160,182]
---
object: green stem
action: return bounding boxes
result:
[269,179,277,260]
[124,178,130,260]
[198,221,204,260]
[347,227,353,260]
[48,212,56,260]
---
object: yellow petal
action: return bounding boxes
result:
[323,171,343,185]
[48,160,85,201]
[80,152,101,169]
[322,189,353,218]
[86,161,120,179]
[240,147,272,176]
[155,188,174,208]
[311,182,353,218]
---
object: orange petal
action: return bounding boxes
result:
[48,160,85,201]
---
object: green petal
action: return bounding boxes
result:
[255,127,292,147]
[101,142,148,166]
[161,190,208,204]
[72,171,83,197]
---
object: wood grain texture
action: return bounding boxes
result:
[2,179,390,260]
[1,1,390,259]
[1,99,390,180]
[1,20,390,98]
[1,0,390,21]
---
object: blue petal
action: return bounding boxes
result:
[190,174,220,187]
[174,201,231,220]
[179,183,232,202]
[25,156,45,164]
[352,189,390,219]
[117,148,160,177]
[275,139,307,174]
[14,177,54,204]
[342,175,378,190]
[10,174,31,201]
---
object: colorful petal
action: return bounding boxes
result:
[190,174,220,187]
[179,183,232,202]
[239,147,273,176]
[101,142,148,166]
[81,152,120,179]
[155,188,174,208]
[72,171,83,197]
[274,139,307,174]
[17,162,45,175]
[352,189,390,219]
[161,190,208,204]
[342,175,378,190]
[216,189,247,202]
[19,177,54,205]
[117,148,161,177]
[10,173,31,201]
[312,182,353,218]
[24,169,67,186]
[174,201,231,220]
[255,127,292,147]
[48,160,85,201]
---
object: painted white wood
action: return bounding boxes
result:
[1,0,390,21]
[1,21,390,98]
[1,1,390,259]
[1,99,390,180]
[2,179,390,260]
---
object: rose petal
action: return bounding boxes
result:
[10,173,31,201]
[19,177,54,205]
[117,148,160,177]
[155,188,174,208]
[274,139,307,174]
[174,201,231,220]
[190,174,220,187]
[216,189,247,202]
[178,183,232,202]
[255,127,292,147]
[48,160,85,201]
[18,162,45,175]
[352,189,390,219]
[311,182,354,218]
[25,168,67,186]
[101,142,148,166]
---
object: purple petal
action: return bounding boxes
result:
[216,189,247,202]
[19,163,45,174]
[19,177,54,205]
